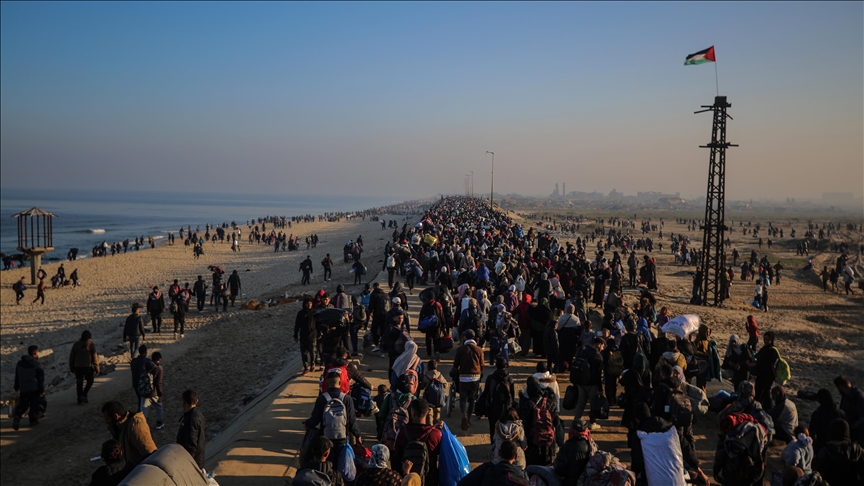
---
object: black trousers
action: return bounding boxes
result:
[15,391,44,423]
[150,313,162,332]
[75,366,95,398]
[324,267,332,280]
[196,295,205,311]
[174,315,185,334]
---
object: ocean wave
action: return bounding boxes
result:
[88,229,106,234]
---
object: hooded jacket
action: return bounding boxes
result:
[14,354,44,394]
[109,411,157,466]
[70,338,100,373]
[782,434,814,473]
[814,420,864,485]
[490,420,527,468]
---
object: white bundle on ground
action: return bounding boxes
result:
[636,426,686,486]
[660,314,701,339]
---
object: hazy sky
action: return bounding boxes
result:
[1,2,862,200]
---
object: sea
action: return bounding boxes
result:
[0,188,402,260]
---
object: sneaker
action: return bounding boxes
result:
[302,367,309,375]
[589,422,602,431]
[174,332,178,339]
[180,334,185,338]
[12,416,20,431]
[370,346,380,352]
[155,422,165,430]
[379,353,386,358]
[83,396,89,404]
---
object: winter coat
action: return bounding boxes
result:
[70,338,100,372]
[782,435,814,473]
[453,341,484,378]
[123,314,146,339]
[146,292,165,314]
[457,461,531,486]
[490,420,527,468]
[815,440,864,486]
[553,436,594,486]
[109,411,157,466]
[544,323,560,357]
[14,354,44,394]
[294,308,317,342]
[177,406,207,468]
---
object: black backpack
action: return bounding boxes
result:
[402,428,431,486]
[570,356,591,386]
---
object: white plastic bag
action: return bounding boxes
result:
[637,427,686,486]
[660,314,701,339]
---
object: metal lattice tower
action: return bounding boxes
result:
[696,96,737,306]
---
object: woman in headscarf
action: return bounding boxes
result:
[514,293,533,357]
[527,297,554,357]
[620,351,653,440]
[548,276,565,311]
[721,334,752,391]
[355,444,403,486]
[810,388,847,455]
[691,324,711,390]
[518,376,560,466]
[490,407,527,468]
[592,262,611,309]
[390,341,423,393]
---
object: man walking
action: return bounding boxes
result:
[177,389,206,470]
[572,337,605,431]
[123,303,146,359]
[173,291,188,339]
[453,330,484,431]
[32,276,46,305]
[69,330,100,404]
[300,255,314,285]
[12,345,45,431]
[130,345,163,429]
[227,270,242,306]
[294,297,318,374]
[147,286,165,333]
[13,276,26,304]
[321,254,334,282]
[101,401,157,467]
[193,276,207,313]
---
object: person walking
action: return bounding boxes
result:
[123,303,146,359]
[193,276,207,313]
[12,345,45,431]
[13,276,26,304]
[294,297,318,374]
[453,330,484,431]
[177,389,206,470]
[146,286,165,333]
[172,293,188,339]
[750,331,780,409]
[299,255,313,285]
[227,270,242,306]
[130,345,163,429]
[321,254,334,282]
[32,277,46,305]
[572,337,606,431]
[100,401,157,467]
[69,330,100,405]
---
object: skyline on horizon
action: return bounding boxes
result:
[2,2,862,201]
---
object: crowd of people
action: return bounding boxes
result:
[293,197,864,486]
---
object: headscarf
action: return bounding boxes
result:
[737,380,755,401]
[368,444,390,469]
[671,366,685,387]
[636,318,653,343]
[726,334,744,358]
[632,352,649,386]
[696,324,710,341]
[392,341,420,378]
[457,283,470,300]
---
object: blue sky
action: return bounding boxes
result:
[1,2,861,200]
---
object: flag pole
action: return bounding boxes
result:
[714,60,719,96]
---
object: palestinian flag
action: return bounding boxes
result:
[684,46,715,65]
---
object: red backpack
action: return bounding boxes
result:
[319,364,350,394]
[531,398,555,447]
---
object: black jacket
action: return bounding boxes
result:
[193,279,206,297]
[329,356,372,390]
[553,436,593,486]
[815,440,864,486]
[177,407,206,468]
[294,308,317,342]
[304,387,362,441]
[14,354,44,394]
[457,461,531,486]
[810,405,847,454]
[89,459,134,486]
[575,346,604,387]
[123,314,146,339]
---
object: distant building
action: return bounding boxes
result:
[608,189,624,200]
[550,184,560,198]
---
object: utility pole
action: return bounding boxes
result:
[695,96,737,306]
[469,170,474,198]
[486,151,494,208]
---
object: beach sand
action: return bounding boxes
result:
[0,213,413,485]
[1,205,862,485]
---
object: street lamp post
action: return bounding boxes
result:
[469,170,474,198]
[485,151,494,208]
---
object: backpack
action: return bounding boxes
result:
[353,304,367,322]
[515,275,526,292]
[570,357,591,386]
[606,349,624,377]
[724,421,767,481]
[424,376,446,408]
[321,391,348,440]
[402,428,431,486]
[530,398,555,447]
[386,254,396,268]
[351,384,372,416]
[772,347,791,384]
[464,308,481,334]
[137,370,154,397]
[292,469,331,486]
[360,292,371,308]
[319,364,350,394]
[382,393,413,449]
[394,328,413,354]
[666,385,693,428]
